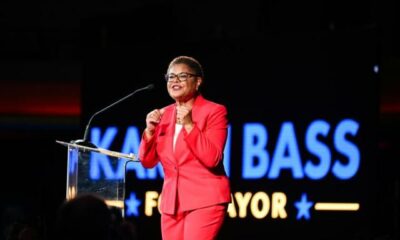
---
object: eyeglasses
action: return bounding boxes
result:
[164,72,198,83]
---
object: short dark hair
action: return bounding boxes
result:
[168,56,204,78]
[56,194,111,240]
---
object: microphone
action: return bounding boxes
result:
[73,83,155,147]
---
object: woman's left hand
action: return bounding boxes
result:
[176,104,192,125]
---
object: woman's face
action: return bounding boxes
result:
[166,63,201,102]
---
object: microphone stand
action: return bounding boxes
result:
[72,84,154,147]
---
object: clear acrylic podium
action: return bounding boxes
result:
[56,140,139,214]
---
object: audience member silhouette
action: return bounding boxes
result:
[2,205,43,240]
[108,207,138,240]
[55,194,112,240]
[55,194,138,240]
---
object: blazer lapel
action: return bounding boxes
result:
[158,106,178,164]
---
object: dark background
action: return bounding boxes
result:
[0,0,399,240]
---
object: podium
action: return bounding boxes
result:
[56,140,139,214]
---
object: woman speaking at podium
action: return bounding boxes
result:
[138,55,231,240]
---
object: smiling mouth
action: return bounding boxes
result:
[171,85,182,90]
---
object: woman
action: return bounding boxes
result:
[138,56,231,240]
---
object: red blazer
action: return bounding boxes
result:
[139,95,231,214]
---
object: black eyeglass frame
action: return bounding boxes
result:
[164,72,199,83]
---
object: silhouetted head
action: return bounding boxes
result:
[56,194,111,240]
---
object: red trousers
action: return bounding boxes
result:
[161,204,227,240]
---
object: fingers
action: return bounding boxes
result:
[146,109,164,130]
[159,108,166,115]
[176,105,192,125]
[146,109,165,122]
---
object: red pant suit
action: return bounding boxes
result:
[138,95,231,236]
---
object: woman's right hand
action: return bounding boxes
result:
[145,108,165,136]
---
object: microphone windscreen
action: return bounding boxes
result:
[146,84,155,90]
